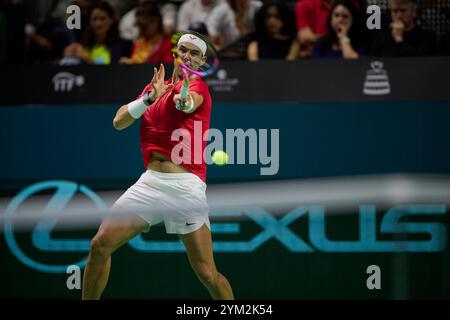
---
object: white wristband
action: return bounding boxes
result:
[127,97,149,119]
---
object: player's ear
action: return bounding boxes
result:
[200,55,207,64]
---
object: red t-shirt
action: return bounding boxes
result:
[137,77,212,182]
[295,0,331,36]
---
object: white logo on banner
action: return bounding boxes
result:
[363,61,390,95]
[206,68,239,92]
[52,72,85,92]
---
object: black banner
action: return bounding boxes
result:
[1,57,450,105]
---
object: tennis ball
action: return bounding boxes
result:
[212,150,228,166]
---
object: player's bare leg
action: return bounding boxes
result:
[179,224,234,300]
[82,215,148,300]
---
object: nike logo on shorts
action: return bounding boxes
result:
[186,222,196,226]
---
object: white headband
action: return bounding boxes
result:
[177,34,207,55]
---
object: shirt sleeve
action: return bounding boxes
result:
[188,79,209,106]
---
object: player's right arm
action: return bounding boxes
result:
[112,104,136,131]
[112,64,174,131]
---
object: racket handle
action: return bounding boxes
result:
[180,81,189,99]
[176,81,189,110]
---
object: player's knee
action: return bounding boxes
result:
[89,236,112,261]
[195,265,218,289]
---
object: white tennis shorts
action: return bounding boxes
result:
[113,170,210,235]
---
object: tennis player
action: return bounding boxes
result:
[82,33,234,300]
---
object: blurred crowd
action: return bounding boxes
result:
[0,0,449,64]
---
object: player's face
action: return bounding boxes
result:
[331,5,353,32]
[90,8,114,38]
[177,42,207,70]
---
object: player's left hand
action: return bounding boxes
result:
[151,63,174,99]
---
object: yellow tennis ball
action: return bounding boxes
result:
[212,150,228,166]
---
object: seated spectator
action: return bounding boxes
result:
[63,1,132,64]
[247,1,299,60]
[177,0,223,32]
[312,0,363,59]
[295,0,335,58]
[120,3,173,64]
[24,0,79,63]
[120,0,176,40]
[370,0,437,57]
[207,0,263,49]
[26,17,76,63]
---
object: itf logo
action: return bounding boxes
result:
[52,72,85,92]
[3,181,107,273]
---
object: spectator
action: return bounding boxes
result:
[295,0,335,58]
[120,2,173,64]
[312,0,363,59]
[206,0,263,49]
[177,0,223,32]
[247,1,299,60]
[26,17,76,63]
[62,1,132,64]
[119,0,176,40]
[370,0,437,57]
